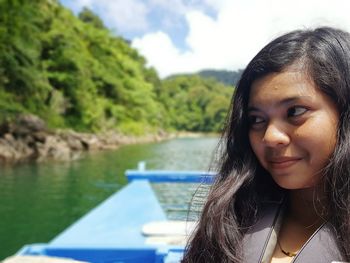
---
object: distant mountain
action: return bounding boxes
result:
[197,69,243,86]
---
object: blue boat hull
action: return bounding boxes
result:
[17,168,214,262]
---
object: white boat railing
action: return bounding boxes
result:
[126,162,215,183]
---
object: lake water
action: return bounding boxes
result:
[0,136,219,259]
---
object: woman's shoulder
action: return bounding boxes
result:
[242,199,344,263]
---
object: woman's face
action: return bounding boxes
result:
[248,69,339,190]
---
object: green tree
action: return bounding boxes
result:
[160,75,233,132]
[78,7,105,29]
[0,0,232,134]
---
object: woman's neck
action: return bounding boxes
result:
[270,187,328,262]
[287,187,327,228]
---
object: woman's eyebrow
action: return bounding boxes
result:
[247,106,260,112]
[277,95,314,107]
[248,95,312,112]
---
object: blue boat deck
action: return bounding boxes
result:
[17,164,214,262]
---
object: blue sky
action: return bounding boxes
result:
[60,0,350,78]
[59,0,217,51]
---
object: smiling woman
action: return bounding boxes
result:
[182,27,350,263]
[248,70,339,190]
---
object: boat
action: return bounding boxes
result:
[13,162,215,263]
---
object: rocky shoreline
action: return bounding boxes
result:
[0,115,172,164]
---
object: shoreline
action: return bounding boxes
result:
[0,129,175,164]
[0,115,215,164]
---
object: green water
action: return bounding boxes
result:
[0,137,219,259]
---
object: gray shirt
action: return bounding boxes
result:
[242,200,345,263]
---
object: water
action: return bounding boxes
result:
[152,182,210,221]
[0,136,219,259]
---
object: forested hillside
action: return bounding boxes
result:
[0,0,233,134]
[198,69,243,86]
[161,75,232,131]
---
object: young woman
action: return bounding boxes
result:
[182,27,350,263]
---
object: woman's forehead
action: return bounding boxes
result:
[248,70,317,107]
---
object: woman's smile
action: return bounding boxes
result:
[267,156,302,170]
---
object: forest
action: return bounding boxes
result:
[0,0,235,135]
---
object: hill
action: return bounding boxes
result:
[198,69,243,86]
[0,0,233,134]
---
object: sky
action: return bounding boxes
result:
[60,0,350,78]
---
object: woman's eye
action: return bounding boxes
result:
[248,115,265,125]
[287,106,308,117]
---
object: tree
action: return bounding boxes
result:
[78,7,105,29]
[160,75,233,132]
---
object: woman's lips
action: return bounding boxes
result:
[268,157,302,169]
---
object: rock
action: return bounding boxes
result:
[36,135,71,161]
[0,114,47,136]
[0,114,171,163]
[17,114,47,133]
[66,136,84,151]
[22,134,36,146]
[0,136,35,162]
[97,132,121,149]
[0,138,17,161]
[3,133,15,142]
[13,138,35,159]
[80,134,102,150]
[58,131,84,151]
[32,131,47,143]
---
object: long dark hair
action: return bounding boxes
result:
[182,27,350,262]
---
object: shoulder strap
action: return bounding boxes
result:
[242,203,345,263]
[242,201,283,262]
[292,222,345,263]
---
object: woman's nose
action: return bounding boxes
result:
[262,123,290,147]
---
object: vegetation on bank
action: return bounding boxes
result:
[0,0,234,135]
[161,75,233,131]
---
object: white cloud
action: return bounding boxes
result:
[67,0,150,32]
[65,0,350,77]
[64,0,93,11]
[201,0,230,11]
[132,0,350,78]
[132,31,194,77]
[99,0,149,32]
[148,0,187,15]
[77,0,93,7]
